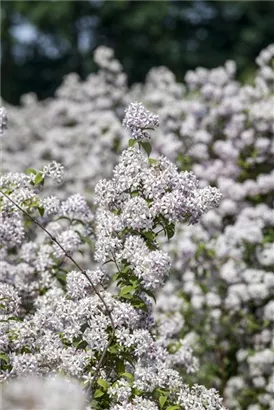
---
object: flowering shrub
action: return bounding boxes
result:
[1,44,274,409]
[145,46,274,410]
[0,103,224,409]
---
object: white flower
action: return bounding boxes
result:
[121,197,153,231]
[42,161,64,183]
[123,102,159,140]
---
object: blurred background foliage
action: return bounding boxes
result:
[2,0,274,105]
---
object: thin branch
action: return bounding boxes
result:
[87,336,114,395]
[110,250,121,273]
[0,189,116,397]
[155,227,165,235]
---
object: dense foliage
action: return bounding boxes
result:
[2,0,274,104]
[1,44,274,409]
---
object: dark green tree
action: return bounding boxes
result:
[1,0,274,104]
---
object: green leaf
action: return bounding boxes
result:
[25,168,37,175]
[131,296,148,312]
[120,293,133,300]
[38,206,45,217]
[140,141,152,156]
[94,389,105,398]
[112,272,120,281]
[128,138,137,147]
[73,339,88,349]
[166,223,175,240]
[117,359,125,374]
[7,316,23,322]
[166,406,180,410]
[159,395,168,409]
[121,265,132,274]
[119,285,136,297]
[97,378,109,390]
[34,172,44,186]
[149,158,158,165]
[121,372,134,381]
[0,352,9,363]
[108,345,118,354]
[142,231,156,242]
[129,278,139,287]
[117,279,126,287]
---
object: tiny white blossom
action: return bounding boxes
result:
[123,102,159,140]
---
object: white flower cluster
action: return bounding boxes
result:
[122,101,159,140]
[133,48,273,409]
[0,100,225,410]
[94,104,220,290]
[2,43,273,409]
[0,169,94,309]
[42,161,64,184]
